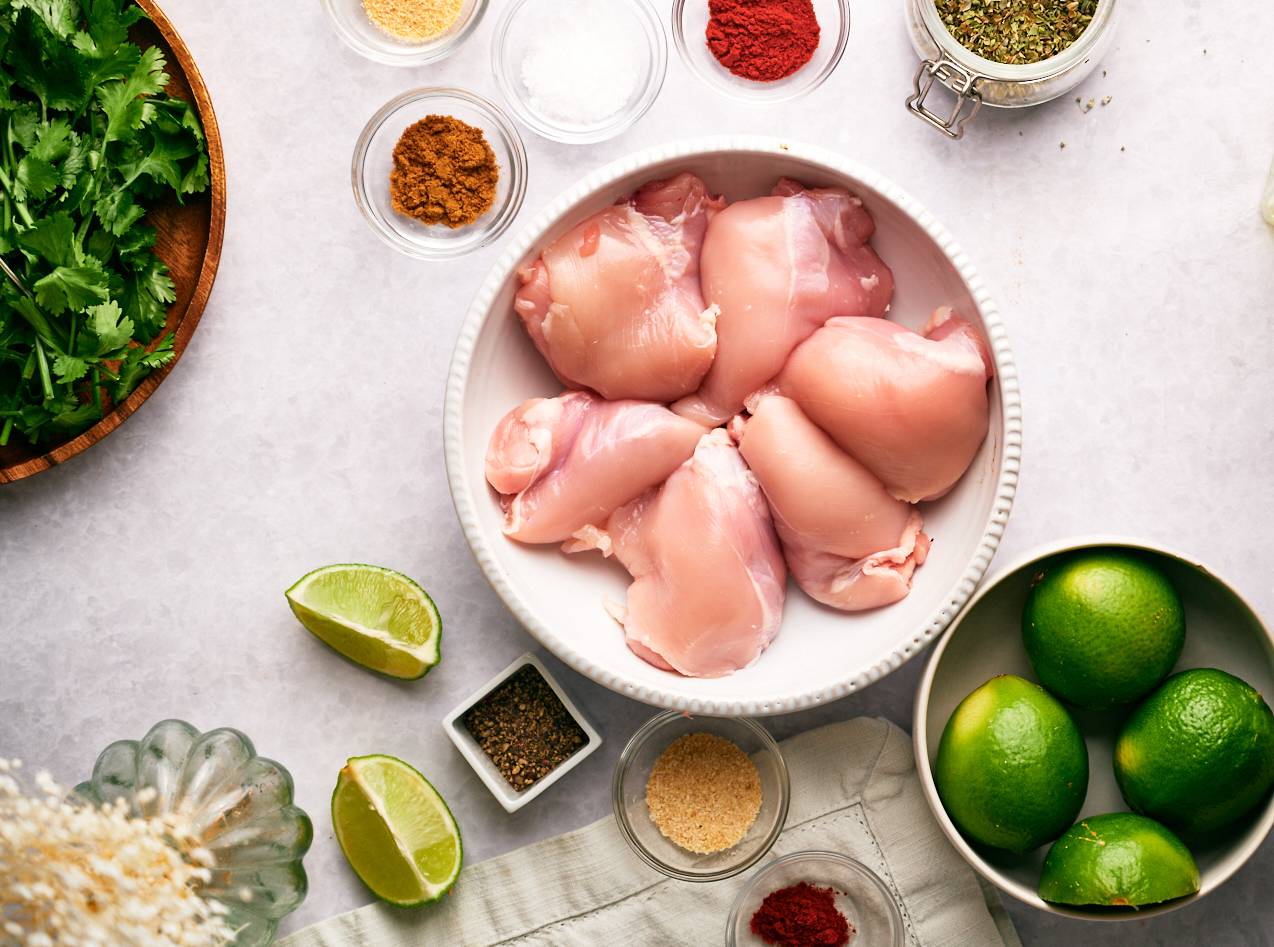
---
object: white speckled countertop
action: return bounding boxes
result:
[2,1,1272,944]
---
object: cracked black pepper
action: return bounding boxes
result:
[462,665,587,791]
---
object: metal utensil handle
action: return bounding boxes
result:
[906,55,983,140]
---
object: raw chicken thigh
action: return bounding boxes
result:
[778,308,994,503]
[485,391,704,545]
[673,179,894,426]
[513,172,723,403]
[569,429,786,678]
[734,394,930,611]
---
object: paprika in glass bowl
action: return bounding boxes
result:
[727,851,905,947]
[352,88,528,260]
[671,0,849,104]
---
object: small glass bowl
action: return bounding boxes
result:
[493,0,668,143]
[671,0,849,105]
[320,0,488,66]
[612,711,789,883]
[352,88,527,260]
[727,852,906,947]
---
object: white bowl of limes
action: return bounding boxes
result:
[914,536,1274,919]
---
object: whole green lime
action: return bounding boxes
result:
[1022,551,1185,709]
[1039,813,1199,907]
[1115,668,1274,834]
[934,675,1089,854]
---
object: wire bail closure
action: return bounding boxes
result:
[907,55,983,139]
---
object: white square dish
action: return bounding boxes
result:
[442,653,602,812]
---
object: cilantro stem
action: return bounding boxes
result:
[33,336,53,403]
[0,417,11,446]
[0,166,33,228]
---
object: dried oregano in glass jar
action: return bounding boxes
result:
[934,0,1098,66]
[904,0,1120,138]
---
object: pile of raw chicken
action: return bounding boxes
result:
[485,172,994,679]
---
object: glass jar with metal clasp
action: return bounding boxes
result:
[903,0,1121,139]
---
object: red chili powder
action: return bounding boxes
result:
[705,0,821,83]
[749,881,853,947]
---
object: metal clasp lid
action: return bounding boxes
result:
[907,55,983,140]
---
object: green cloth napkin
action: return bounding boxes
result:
[281,717,1020,947]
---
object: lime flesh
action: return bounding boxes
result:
[1022,551,1185,709]
[1115,668,1274,834]
[1039,812,1199,907]
[286,564,441,680]
[935,675,1089,854]
[332,755,462,906]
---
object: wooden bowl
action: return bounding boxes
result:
[0,0,225,484]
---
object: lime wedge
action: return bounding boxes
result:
[285,564,441,680]
[332,755,463,906]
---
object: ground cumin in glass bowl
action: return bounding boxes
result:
[352,88,528,259]
[671,0,850,105]
[612,711,790,882]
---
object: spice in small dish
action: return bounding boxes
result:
[363,0,463,42]
[934,0,1098,66]
[645,732,761,854]
[517,0,643,125]
[706,0,820,83]
[750,881,854,947]
[462,664,587,791]
[389,115,499,229]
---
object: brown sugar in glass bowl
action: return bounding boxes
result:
[389,114,499,229]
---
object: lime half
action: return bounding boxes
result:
[286,564,441,680]
[332,755,463,906]
[1039,813,1199,907]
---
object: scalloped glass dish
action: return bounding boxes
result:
[671,0,849,104]
[76,719,313,947]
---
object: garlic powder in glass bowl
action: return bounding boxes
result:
[493,0,667,144]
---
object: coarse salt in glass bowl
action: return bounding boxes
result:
[727,851,906,947]
[492,0,668,144]
[352,88,527,260]
[671,0,850,104]
[321,0,488,66]
[612,711,790,883]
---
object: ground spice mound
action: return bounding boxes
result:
[363,0,463,42]
[706,0,820,83]
[462,664,586,791]
[750,881,853,947]
[389,115,498,229]
[645,732,762,854]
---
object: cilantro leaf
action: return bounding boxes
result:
[7,8,91,111]
[33,261,109,314]
[52,351,89,383]
[111,331,171,399]
[86,298,133,352]
[96,44,167,144]
[77,0,143,56]
[16,209,76,265]
[12,0,79,40]
[118,253,173,338]
[15,153,58,199]
[94,188,144,234]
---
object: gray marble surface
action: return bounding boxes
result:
[2,1,1272,944]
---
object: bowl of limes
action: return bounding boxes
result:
[914,536,1274,919]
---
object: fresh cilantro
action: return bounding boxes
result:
[0,0,209,445]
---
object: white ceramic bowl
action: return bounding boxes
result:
[444,137,1021,715]
[914,536,1274,918]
